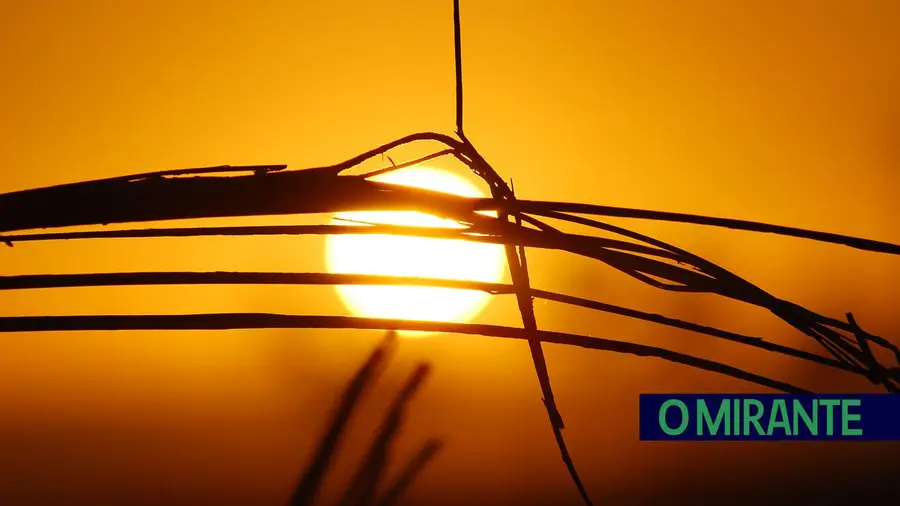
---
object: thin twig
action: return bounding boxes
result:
[454,0,464,136]
[358,149,456,180]
[448,2,591,499]
[0,270,867,375]
[0,313,814,394]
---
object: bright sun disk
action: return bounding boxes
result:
[324,166,507,336]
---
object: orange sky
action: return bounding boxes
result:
[2,1,900,504]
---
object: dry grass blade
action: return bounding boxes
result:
[290,331,397,506]
[289,334,435,506]
[338,363,431,506]
[373,439,443,506]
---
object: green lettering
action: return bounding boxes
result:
[841,399,862,436]
[697,399,730,436]
[792,399,817,435]
[659,399,689,436]
[743,399,765,435]
[820,399,840,435]
[766,399,792,436]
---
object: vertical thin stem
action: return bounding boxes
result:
[450,3,594,503]
[453,0,464,136]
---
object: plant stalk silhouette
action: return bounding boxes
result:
[290,331,440,506]
[1,1,899,504]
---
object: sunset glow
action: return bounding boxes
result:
[324,167,507,333]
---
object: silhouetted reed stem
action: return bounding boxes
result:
[289,332,439,506]
[290,332,397,506]
[0,313,813,394]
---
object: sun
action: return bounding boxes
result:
[324,166,507,333]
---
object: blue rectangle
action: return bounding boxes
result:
[639,394,900,441]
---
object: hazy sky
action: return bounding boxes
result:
[2,1,900,504]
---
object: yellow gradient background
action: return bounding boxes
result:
[1,0,899,504]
